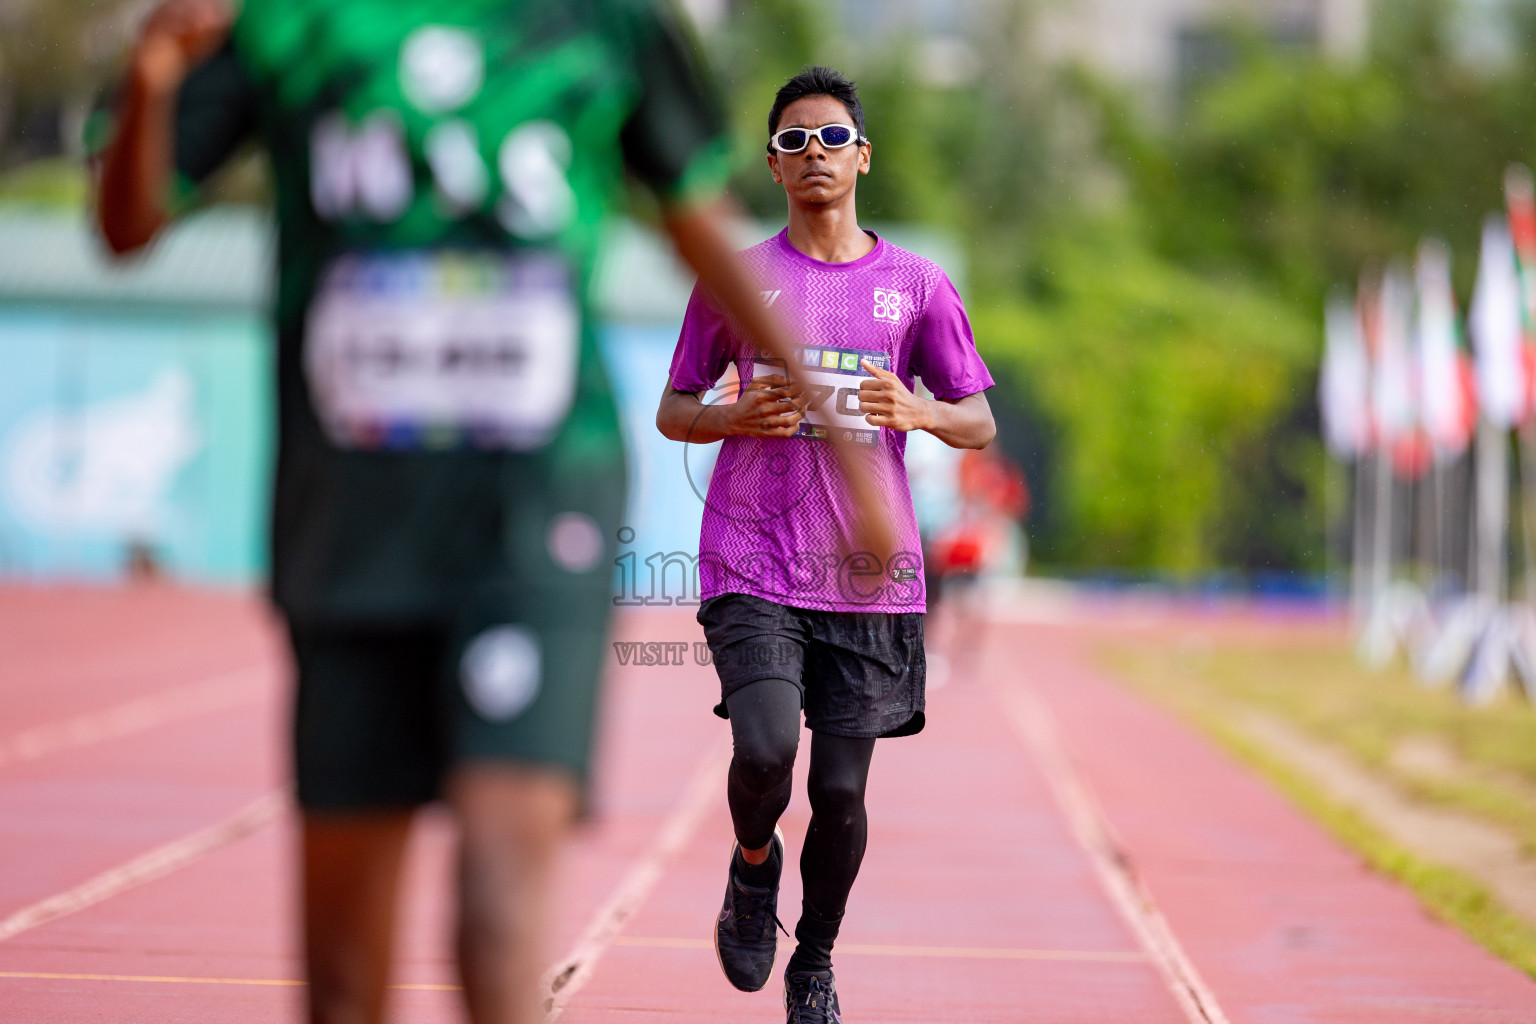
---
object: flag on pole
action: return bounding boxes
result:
[1321,291,1371,459]
[1375,263,1427,477]
[1470,215,1528,429]
[1502,163,1536,420]
[1415,238,1476,459]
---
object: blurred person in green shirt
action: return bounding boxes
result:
[94,1,849,1021]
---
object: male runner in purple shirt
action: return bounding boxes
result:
[657,66,996,1023]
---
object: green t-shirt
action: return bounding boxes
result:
[172,0,728,622]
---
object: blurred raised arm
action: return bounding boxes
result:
[97,0,232,254]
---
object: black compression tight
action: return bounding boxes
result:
[725,678,877,972]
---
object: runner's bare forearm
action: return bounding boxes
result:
[923,392,995,449]
[99,56,180,253]
[657,385,732,444]
[98,0,233,254]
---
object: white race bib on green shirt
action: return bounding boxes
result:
[304,250,578,450]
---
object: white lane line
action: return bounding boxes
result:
[0,666,271,770]
[1003,684,1231,1024]
[0,793,284,943]
[0,971,457,992]
[611,935,1149,962]
[542,737,732,1021]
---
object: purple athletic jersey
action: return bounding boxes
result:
[668,229,994,613]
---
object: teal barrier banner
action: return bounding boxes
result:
[0,313,700,589]
[0,307,272,582]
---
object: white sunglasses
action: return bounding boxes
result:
[768,123,867,154]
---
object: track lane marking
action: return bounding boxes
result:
[0,793,284,943]
[1003,682,1231,1024]
[0,972,304,987]
[611,935,1148,961]
[541,737,732,1021]
[0,971,456,991]
[0,939,1147,991]
[0,666,271,771]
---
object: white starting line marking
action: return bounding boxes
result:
[542,737,732,1021]
[0,666,271,770]
[0,793,284,944]
[1004,683,1231,1024]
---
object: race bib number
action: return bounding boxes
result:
[751,345,891,448]
[305,251,579,450]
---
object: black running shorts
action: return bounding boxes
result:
[289,573,614,812]
[697,593,926,739]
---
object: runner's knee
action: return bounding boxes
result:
[730,728,797,794]
[806,764,866,825]
[726,677,801,795]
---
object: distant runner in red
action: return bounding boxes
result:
[657,66,997,1024]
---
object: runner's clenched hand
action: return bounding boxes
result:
[726,373,808,438]
[857,359,928,432]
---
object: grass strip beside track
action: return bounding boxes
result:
[1108,636,1536,854]
[1101,639,1536,980]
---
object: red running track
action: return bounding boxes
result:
[0,585,1533,1022]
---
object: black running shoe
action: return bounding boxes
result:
[784,968,842,1024]
[713,825,786,992]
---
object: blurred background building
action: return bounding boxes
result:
[1036,0,1371,92]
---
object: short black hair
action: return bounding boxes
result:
[766,66,867,152]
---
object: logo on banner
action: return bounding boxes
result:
[3,368,201,537]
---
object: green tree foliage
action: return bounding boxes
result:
[714,0,1328,575]
[1108,0,1536,310]
[975,220,1318,573]
[714,0,1536,576]
[1055,0,1536,575]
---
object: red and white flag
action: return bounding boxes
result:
[1415,238,1476,459]
[1470,214,1529,428]
[1374,264,1426,475]
[1501,164,1536,421]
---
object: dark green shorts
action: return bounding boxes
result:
[289,569,615,812]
